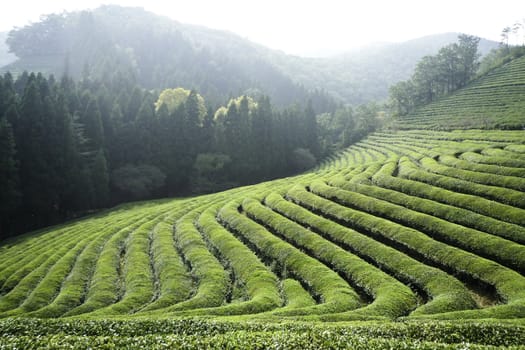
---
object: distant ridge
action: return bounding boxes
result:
[0,6,499,105]
[271,32,500,105]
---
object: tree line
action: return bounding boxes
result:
[389,34,481,116]
[0,71,376,239]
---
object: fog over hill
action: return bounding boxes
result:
[270,33,500,105]
[0,32,16,67]
[0,6,499,106]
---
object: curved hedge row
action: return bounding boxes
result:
[243,197,417,320]
[193,205,282,315]
[218,200,362,316]
[287,185,525,318]
[318,179,525,273]
[140,220,193,312]
[366,161,525,245]
[397,157,525,226]
[265,192,475,315]
[154,208,230,313]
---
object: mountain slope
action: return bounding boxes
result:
[396,54,525,130]
[270,33,499,105]
[0,55,524,328]
[1,6,320,108]
[0,6,499,107]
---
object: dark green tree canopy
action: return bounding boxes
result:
[390,34,481,116]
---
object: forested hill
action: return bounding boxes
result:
[274,33,499,105]
[1,6,498,106]
[1,6,333,109]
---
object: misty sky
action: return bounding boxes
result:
[1,0,524,56]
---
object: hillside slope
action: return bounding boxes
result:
[1,126,524,321]
[1,54,525,327]
[0,6,498,106]
[0,6,317,108]
[395,55,525,130]
[272,33,499,105]
[1,32,525,350]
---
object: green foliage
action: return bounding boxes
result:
[0,318,524,349]
[0,118,19,236]
[111,164,166,200]
[0,125,525,343]
[281,279,316,309]
[291,148,317,172]
[218,200,362,315]
[141,220,193,312]
[317,178,525,273]
[390,34,481,116]
[0,24,524,348]
[154,209,230,313]
[155,88,206,123]
[195,205,282,315]
[265,191,475,316]
[243,197,416,319]
[393,55,525,129]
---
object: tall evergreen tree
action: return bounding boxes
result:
[17,78,60,228]
[251,96,273,179]
[91,148,109,208]
[134,94,156,163]
[223,101,241,156]
[0,118,20,238]
[184,90,204,154]
[304,100,320,157]
[81,93,105,151]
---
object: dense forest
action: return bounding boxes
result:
[0,70,377,238]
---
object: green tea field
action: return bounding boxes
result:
[1,58,525,349]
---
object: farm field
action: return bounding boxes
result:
[2,57,525,349]
[1,126,525,348]
[396,55,525,130]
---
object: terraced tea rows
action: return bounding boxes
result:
[395,55,525,130]
[3,40,525,350]
[0,128,524,325]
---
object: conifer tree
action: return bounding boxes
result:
[82,94,105,150]
[91,148,109,208]
[0,117,20,238]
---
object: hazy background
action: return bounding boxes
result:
[1,0,524,56]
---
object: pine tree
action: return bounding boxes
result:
[0,118,20,238]
[223,102,241,156]
[17,78,60,229]
[134,95,156,163]
[304,100,320,157]
[81,93,105,150]
[251,96,273,179]
[91,148,109,208]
